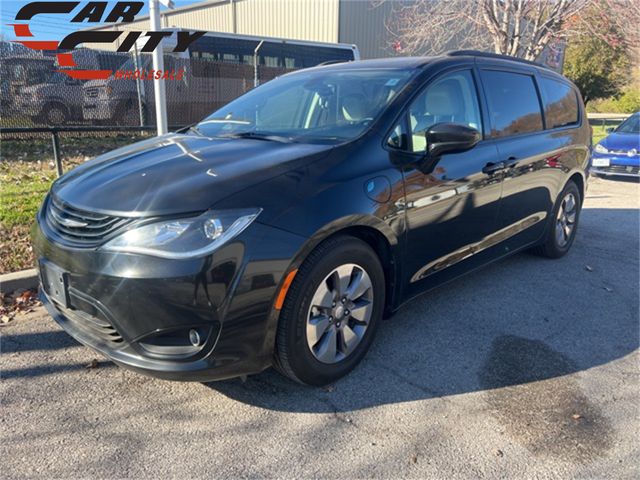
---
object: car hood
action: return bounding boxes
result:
[52,133,333,216]
[600,132,640,151]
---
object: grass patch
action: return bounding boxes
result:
[0,162,56,273]
[0,162,55,227]
[592,124,609,144]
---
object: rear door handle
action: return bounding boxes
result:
[482,161,505,175]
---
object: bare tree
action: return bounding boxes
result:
[574,0,640,53]
[386,0,594,60]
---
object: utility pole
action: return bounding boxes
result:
[149,0,169,135]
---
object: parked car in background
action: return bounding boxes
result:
[17,49,127,125]
[19,72,84,125]
[1,54,53,113]
[82,30,360,126]
[592,112,640,178]
[34,52,590,386]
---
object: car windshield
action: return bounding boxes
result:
[194,68,414,143]
[615,114,640,134]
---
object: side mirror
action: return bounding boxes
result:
[425,123,481,158]
[605,127,615,133]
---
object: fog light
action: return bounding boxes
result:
[189,329,201,347]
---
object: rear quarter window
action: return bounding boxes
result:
[539,77,580,129]
[481,70,543,138]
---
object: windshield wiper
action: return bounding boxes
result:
[221,131,295,143]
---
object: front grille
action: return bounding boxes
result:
[85,87,99,98]
[597,165,640,175]
[45,195,132,246]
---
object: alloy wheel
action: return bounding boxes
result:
[555,192,577,247]
[47,107,65,125]
[306,263,374,364]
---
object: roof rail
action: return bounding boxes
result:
[446,50,549,69]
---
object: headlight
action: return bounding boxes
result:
[594,144,608,154]
[101,208,261,259]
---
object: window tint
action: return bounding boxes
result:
[539,77,579,129]
[482,70,543,137]
[407,70,482,153]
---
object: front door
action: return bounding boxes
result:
[389,69,503,297]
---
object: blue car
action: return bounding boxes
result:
[592,112,640,177]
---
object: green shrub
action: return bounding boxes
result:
[588,86,640,114]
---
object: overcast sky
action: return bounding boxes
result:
[1,0,199,42]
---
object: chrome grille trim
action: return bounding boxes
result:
[45,195,133,246]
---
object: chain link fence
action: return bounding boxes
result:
[0,41,304,174]
[1,43,294,130]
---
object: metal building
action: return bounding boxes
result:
[85,0,396,59]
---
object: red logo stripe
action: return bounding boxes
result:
[56,53,76,67]
[58,70,113,80]
[9,24,33,37]
[13,40,58,50]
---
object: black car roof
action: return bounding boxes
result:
[313,50,555,74]
[307,50,576,87]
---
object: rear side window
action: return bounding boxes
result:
[539,77,579,129]
[481,70,543,138]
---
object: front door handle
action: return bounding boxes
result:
[504,156,518,168]
[482,161,505,175]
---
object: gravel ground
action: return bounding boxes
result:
[1,176,638,479]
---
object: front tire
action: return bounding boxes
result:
[532,180,582,258]
[274,235,385,386]
[43,104,68,125]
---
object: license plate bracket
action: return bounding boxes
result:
[40,261,69,308]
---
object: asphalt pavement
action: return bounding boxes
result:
[1,176,638,479]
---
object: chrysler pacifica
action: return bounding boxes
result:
[33,51,590,385]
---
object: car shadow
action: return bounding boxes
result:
[206,206,639,412]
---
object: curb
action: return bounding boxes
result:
[0,268,39,295]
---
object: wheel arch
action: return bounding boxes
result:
[42,100,69,119]
[568,171,585,201]
[278,216,403,319]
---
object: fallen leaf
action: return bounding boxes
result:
[1,315,12,324]
[572,414,582,420]
[86,359,99,369]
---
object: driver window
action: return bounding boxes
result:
[409,70,482,153]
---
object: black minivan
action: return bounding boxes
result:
[33,51,590,385]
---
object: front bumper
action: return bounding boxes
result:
[82,98,118,120]
[33,218,306,382]
[590,166,640,177]
[591,153,640,177]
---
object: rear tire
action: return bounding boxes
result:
[532,180,582,259]
[274,235,385,386]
